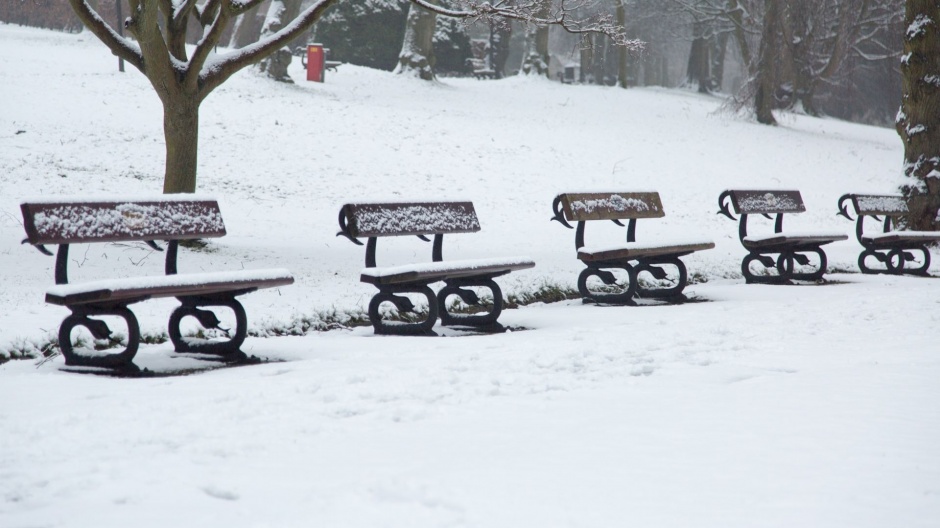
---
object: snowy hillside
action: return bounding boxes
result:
[1,23,938,528]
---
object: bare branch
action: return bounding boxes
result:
[187,6,232,92]
[66,0,144,71]
[199,0,339,97]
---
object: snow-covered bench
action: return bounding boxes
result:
[551,192,715,303]
[837,193,939,275]
[337,201,535,334]
[20,197,294,372]
[718,189,848,283]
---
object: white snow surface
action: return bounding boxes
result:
[1,25,938,528]
[360,257,534,278]
[854,194,909,214]
[862,231,940,241]
[351,203,481,235]
[577,237,714,256]
[742,231,849,243]
[45,268,294,299]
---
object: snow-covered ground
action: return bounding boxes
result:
[1,23,938,527]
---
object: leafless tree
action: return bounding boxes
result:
[396,0,439,79]
[897,0,940,230]
[66,0,640,193]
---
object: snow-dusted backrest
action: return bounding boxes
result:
[847,194,909,216]
[556,192,665,222]
[726,190,806,215]
[339,202,482,238]
[20,196,227,245]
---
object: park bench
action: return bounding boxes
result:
[337,201,535,334]
[837,193,940,275]
[20,196,294,371]
[551,192,715,303]
[718,189,847,283]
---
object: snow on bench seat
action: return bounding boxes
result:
[45,269,294,305]
[360,257,535,286]
[862,231,940,244]
[577,238,715,262]
[742,231,848,248]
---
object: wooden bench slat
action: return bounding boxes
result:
[21,196,226,245]
[341,202,481,238]
[862,231,940,244]
[557,192,665,221]
[728,190,806,215]
[743,232,848,248]
[45,269,294,305]
[577,240,715,262]
[360,257,535,285]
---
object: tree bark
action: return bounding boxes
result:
[754,0,780,125]
[162,96,200,194]
[710,31,728,91]
[490,21,512,79]
[395,1,437,80]
[727,0,753,74]
[616,1,628,88]
[520,1,550,77]
[687,21,710,93]
[897,0,940,229]
[258,0,303,82]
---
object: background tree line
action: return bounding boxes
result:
[4,0,937,230]
[0,0,904,127]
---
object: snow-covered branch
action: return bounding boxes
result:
[410,0,643,49]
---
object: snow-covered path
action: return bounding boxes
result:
[2,276,939,527]
[1,24,938,527]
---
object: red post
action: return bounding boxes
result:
[306,44,325,83]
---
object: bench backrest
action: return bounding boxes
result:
[20,197,227,245]
[555,192,665,222]
[724,190,806,215]
[339,202,481,238]
[844,194,909,216]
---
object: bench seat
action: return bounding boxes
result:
[360,257,535,286]
[742,231,848,249]
[862,231,940,245]
[46,269,294,306]
[577,238,715,262]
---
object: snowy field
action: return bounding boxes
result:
[1,23,938,527]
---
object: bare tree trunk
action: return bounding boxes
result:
[228,4,266,49]
[395,1,437,80]
[728,0,753,74]
[897,0,940,229]
[754,0,780,125]
[616,1,628,88]
[521,2,550,76]
[258,0,303,82]
[687,21,710,92]
[162,96,200,194]
[593,34,607,84]
[710,31,728,90]
[580,36,594,83]
[490,21,512,78]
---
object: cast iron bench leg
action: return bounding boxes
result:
[368,285,439,335]
[58,305,141,370]
[578,264,637,305]
[169,296,248,356]
[861,247,931,275]
[437,277,503,327]
[634,256,688,298]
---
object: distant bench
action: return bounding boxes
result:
[837,193,940,275]
[20,197,293,372]
[552,191,714,303]
[718,189,847,283]
[337,201,534,334]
